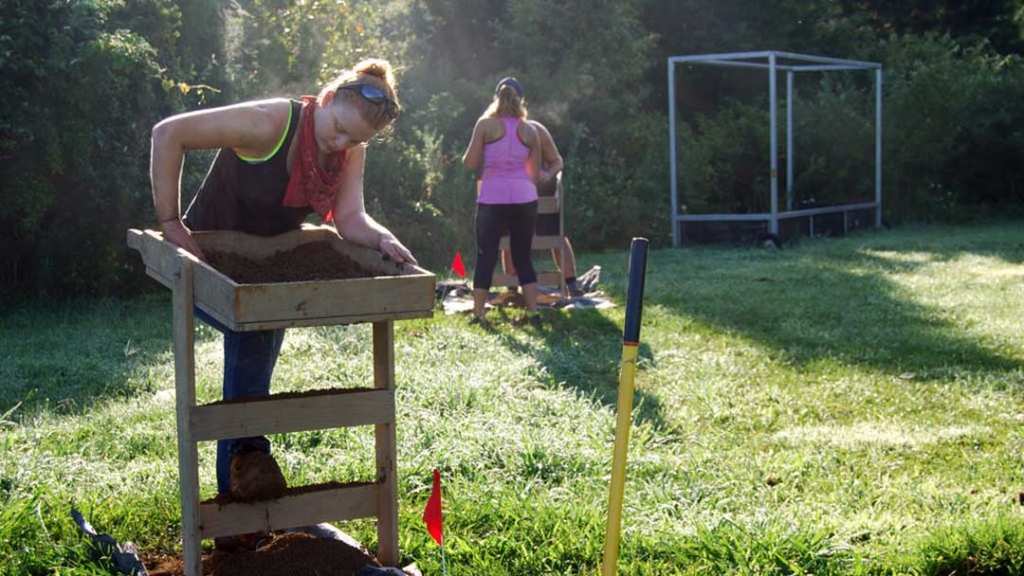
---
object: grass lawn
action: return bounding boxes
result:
[2,222,1024,575]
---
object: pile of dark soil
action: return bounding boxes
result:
[206,242,376,284]
[142,532,380,576]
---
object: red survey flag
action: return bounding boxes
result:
[423,469,444,545]
[451,252,466,278]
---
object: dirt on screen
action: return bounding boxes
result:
[141,532,385,576]
[205,242,376,284]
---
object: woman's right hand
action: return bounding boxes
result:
[160,219,206,261]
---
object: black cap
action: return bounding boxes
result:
[494,76,523,98]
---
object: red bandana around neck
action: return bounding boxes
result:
[282,95,346,222]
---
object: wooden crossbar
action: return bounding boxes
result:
[199,482,379,539]
[189,388,395,441]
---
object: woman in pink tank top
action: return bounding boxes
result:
[462,77,543,326]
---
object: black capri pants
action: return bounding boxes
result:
[474,201,537,290]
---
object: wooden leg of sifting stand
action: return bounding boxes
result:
[373,320,399,567]
[172,255,202,576]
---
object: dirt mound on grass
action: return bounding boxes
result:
[142,532,380,576]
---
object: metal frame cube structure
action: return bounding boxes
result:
[667,50,883,246]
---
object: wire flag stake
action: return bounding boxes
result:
[423,469,448,576]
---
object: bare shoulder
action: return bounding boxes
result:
[518,119,540,147]
[225,98,292,140]
[528,120,555,146]
[154,97,293,153]
[528,120,552,138]
[169,97,287,123]
[476,116,504,142]
[476,116,502,131]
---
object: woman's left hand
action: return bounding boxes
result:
[380,232,418,265]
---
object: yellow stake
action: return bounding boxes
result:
[602,343,639,575]
[602,236,648,576]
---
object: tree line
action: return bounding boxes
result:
[1,0,1022,295]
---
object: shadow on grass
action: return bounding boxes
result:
[0,292,221,418]
[646,226,1023,380]
[484,289,667,431]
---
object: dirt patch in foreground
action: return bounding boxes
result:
[142,532,383,576]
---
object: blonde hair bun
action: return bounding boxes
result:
[321,58,401,132]
[354,58,395,87]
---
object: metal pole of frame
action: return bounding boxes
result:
[668,59,680,246]
[786,70,794,212]
[875,67,883,228]
[769,52,779,235]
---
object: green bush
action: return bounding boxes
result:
[878,34,1024,222]
[1,2,150,294]
[791,77,877,209]
[0,0,220,296]
[566,112,671,249]
[675,100,772,215]
[362,133,478,273]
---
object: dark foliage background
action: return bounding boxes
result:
[1,0,1022,295]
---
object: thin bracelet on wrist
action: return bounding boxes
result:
[159,216,179,225]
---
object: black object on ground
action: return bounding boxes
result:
[72,507,149,575]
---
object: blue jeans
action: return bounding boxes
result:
[195,308,285,495]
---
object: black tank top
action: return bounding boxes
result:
[183,100,310,236]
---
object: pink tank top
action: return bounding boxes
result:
[478,117,537,205]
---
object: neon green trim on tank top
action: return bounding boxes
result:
[238,102,293,163]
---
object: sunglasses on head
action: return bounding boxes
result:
[336,82,400,120]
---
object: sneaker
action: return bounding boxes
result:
[567,282,585,298]
[468,314,490,328]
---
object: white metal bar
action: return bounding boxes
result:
[668,59,680,246]
[678,214,772,222]
[681,61,877,73]
[777,201,878,219]
[769,53,779,235]
[875,68,883,228]
[669,52,880,70]
[669,51,771,64]
[770,50,881,69]
[790,64,880,72]
[686,60,786,71]
[679,202,878,221]
[786,71,794,211]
